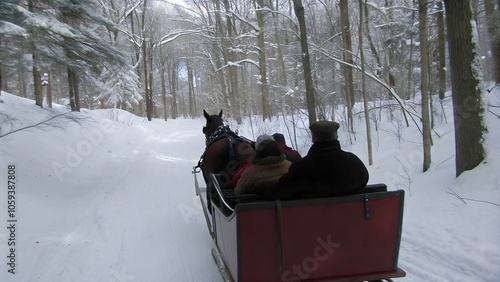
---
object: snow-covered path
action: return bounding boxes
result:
[0,95,221,281]
[1,92,499,281]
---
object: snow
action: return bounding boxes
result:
[0,21,28,37]
[1,89,499,281]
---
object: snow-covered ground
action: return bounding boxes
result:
[0,90,499,282]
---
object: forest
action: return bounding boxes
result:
[1,0,499,176]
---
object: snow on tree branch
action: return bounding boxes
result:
[157,29,214,47]
[122,0,143,24]
[215,59,260,72]
[254,7,299,29]
[311,44,422,121]
[228,9,260,32]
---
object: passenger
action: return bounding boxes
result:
[229,135,274,188]
[272,133,302,163]
[266,121,369,200]
[234,139,292,196]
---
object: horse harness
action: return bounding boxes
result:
[196,125,254,171]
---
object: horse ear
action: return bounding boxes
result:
[203,109,210,119]
[218,110,223,118]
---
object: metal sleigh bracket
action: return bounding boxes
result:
[364,195,371,220]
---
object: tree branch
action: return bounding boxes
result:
[447,187,500,207]
[311,44,422,123]
[0,112,71,139]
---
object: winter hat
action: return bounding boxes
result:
[254,140,285,162]
[272,133,286,143]
[309,121,340,142]
[255,134,275,150]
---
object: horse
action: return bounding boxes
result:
[199,109,255,188]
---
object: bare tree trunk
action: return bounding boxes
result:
[419,0,432,172]
[160,48,168,121]
[443,0,487,177]
[256,0,272,120]
[293,0,317,125]
[359,0,373,166]
[437,1,447,99]
[47,72,53,108]
[129,10,141,80]
[363,2,382,71]
[161,69,168,121]
[224,0,242,123]
[141,0,152,121]
[192,69,198,117]
[484,0,500,83]
[55,65,63,105]
[270,0,288,88]
[407,36,414,99]
[67,66,78,111]
[214,0,230,111]
[170,60,178,119]
[142,39,152,121]
[148,48,154,118]
[340,0,354,131]
[16,68,26,98]
[319,0,339,121]
[407,0,416,99]
[385,0,397,94]
[128,7,145,116]
[188,66,195,118]
[28,0,43,108]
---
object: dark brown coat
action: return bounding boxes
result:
[235,155,292,195]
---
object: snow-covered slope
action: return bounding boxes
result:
[0,90,499,281]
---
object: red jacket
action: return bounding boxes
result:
[229,161,253,188]
[277,141,302,163]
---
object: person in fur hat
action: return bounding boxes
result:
[234,139,292,196]
[229,135,274,188]
[266,120,369,200]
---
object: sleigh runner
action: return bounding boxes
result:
[193,169,406,282]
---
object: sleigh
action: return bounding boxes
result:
[193,168,406,282]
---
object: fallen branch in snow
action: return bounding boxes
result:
[446,187,467,204]
[395,156,412,196]
[462,198,500,207]
[435,155,455,170]
[0,112,73,139]
[447,187,500,207]
[487,109,500,119]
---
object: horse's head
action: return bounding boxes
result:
[203,109,224,139]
